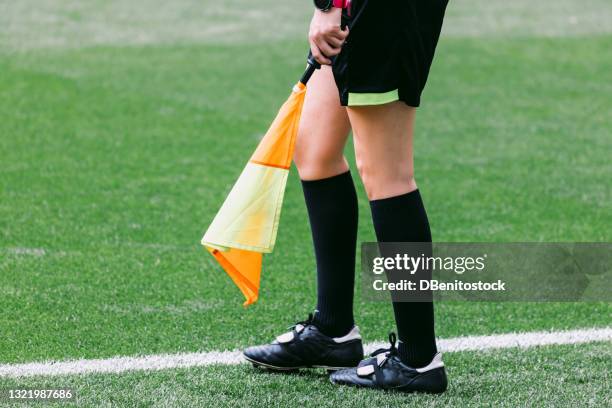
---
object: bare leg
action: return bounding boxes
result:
[348,102,417,199]
[348,101,437,367]
[294,67,358,337]
[294,66,351,180]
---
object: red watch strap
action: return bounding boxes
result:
[332,0,348,9]
[332,0,351,16]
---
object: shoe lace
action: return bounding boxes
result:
[370,332,398,358]
[288,313,314,331]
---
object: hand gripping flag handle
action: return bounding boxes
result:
[300,19,348,86]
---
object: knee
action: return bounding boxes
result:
[356,158,416,200]
[294,142,347,180]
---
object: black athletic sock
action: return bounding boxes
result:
[369,190,437,367]
[301,171,358,338]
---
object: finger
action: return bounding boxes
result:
[315,38,340,58]
[328,26,349,41]
[309,41,332,65]
[327,36,344,48]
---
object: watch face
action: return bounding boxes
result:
[314,0,333,11]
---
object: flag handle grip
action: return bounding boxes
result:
[299,53,321,86]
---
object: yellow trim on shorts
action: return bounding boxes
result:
[348,89,399,106]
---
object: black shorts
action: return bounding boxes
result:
[333,0,449,107]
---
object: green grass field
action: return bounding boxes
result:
[1,1,611,406]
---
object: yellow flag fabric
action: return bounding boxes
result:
[202,162,288,253]
[202,83,306,306]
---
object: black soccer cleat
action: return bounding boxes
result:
[243,314,364,371]
[330,333,448,394]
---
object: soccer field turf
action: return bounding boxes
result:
[1,1,611,406]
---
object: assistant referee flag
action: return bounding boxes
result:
[202,79,308,306]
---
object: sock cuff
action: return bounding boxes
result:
[369,189,422,210]
[301,171,354,190]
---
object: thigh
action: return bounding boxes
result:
[348,102,417,200]
[294,66,352,180]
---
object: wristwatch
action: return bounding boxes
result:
[313,0,349,12]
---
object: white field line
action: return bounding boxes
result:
[1,327,610,378]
